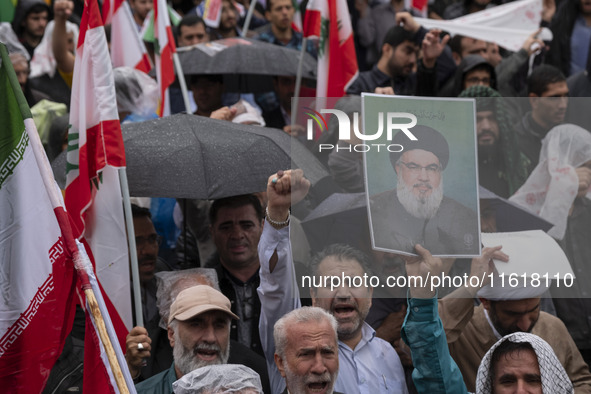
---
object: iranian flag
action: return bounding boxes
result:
[102,0,152,72]
[0,42,78,392]
[304,0,358,97]
[153,0,177,116]
[65,0,132,334]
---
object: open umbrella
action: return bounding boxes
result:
[478,186,553,232]
[52,114,329,199]
[177,38,317,93]
[301,187,554,253]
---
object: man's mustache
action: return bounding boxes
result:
[478,130,496,139]
[413,182,432,189]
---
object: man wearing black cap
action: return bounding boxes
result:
[369,125,479,255]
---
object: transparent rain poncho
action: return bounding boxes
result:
[172,364,263,394]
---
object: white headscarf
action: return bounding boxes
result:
[509,124,591,240]
[476,332,573,394]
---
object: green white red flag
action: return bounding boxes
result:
[102,0,152,72]
[0,42,78,393]
[304,0,358,97]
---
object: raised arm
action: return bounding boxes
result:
[257,169,310,393]
[401,244,468,393]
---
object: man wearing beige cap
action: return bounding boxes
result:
[135,285,239,394]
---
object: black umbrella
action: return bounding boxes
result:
[177,38,317,93]
[301,193,370,253]
[478,186,553,232]
[300,187,554,253]
[52,114,329,199]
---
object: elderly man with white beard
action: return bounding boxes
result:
[273,307,341,394]
[370,125,479,256]
[135,285,238,394]
[258,169,408,394]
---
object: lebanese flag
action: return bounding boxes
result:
[103,0,152,72]
[65,0,132,332]
[153,0,177,116]
[0,42,78,393]
[304,0,358,97]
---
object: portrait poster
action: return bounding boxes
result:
[363,94,481,257]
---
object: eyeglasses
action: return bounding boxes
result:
[135,234,162,249]
[397,161,441,174]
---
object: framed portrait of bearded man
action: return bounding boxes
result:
[363,94,481,257]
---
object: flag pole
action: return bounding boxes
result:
[241,0,258,37]
[24,118,132,394]
[119,168,144,327]
[173,52,192,113]
[292,38,308,126]
[2,42,132,394]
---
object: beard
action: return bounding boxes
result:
[478,136,500,163]
[283,360,337,394]
[173,330,230,376]
[397,178,444,219]
[488,304,537,337]
[332,300,371,342]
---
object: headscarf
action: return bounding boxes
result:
[476,332,574,394]
[113,67,158,120]
[459,85,530,195]
[509,124,591,240]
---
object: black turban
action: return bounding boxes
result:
[389,125,450,169]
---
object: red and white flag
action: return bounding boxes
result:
[405,0,428,17]
[153,0,177,116]
[0,43,78,392]
[103,0,152,72]
[203,0,223,28]
[304,0,358,98]
[65,0,132,331]
[65,0,136,390]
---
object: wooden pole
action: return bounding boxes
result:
[84,288,130,394]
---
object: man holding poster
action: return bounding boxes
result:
[365,95,481,257]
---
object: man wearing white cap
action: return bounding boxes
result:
[135,285,239,394]
[439,276,591,392]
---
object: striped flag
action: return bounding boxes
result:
[153,0,178,116]
[304,0,358,97]
[65,0,136,391]
[203,0,223,28]
[103,0,152,72]
[0,42,78,393]
[65,0,132,331]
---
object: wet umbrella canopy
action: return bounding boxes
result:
[53,114,329,198]
[177,38,317,92]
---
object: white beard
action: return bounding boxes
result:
[283,361,337,394]
[172,329,230,376]
[397,178,444,219]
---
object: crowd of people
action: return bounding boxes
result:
[3,0,591,392]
